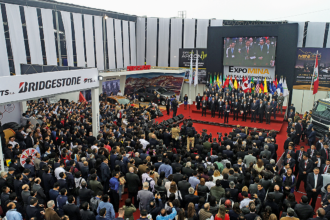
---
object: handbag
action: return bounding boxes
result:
[194,184,198,196]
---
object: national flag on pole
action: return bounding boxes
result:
[214,75,217,86]
[194,51,199,86]
[273,78,277,88]
[250,77,254,92]
[277,78,283,94]
[220,75,222,86]
[224,76,229,87]
[283,78,289,97]
[229,76,233,90]
[268,78,273,94]
[209,75,213,85]
[242,76,250,93]
[255,78,260,93]
[312,51,319,95]
[234,76,238,89]
[79,92,86,103]
[189,50,193,85]
[272,81,277,94]
[275,78,278,88]
[264,77,268,93]
[216,75,220,90]
[260,81,264,93]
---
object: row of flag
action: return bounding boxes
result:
[209,75,289,96]
[188,50,198,86]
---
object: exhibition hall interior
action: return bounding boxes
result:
[0,1,330,220]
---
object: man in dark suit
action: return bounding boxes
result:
[78,181,93,205]
[255,39,268,65]
[210,97,216,118]
[258,100,265,123]
[295,120,303,145]
[265,102,272,124]
[241,41,253,65]
[308,128,316,146]
[295,146,306,176]
[223,101,230,123]
[178,176,191,207]
[100,157,110,194]
[225,43,238,64]
[226,181,239,202]
[307,145,317,159]
[296,154,313,192]
[306,167,323,210]
[126,167,140,207]
[268,185,284,210]
[218,98,224,119]
[172,98,178,117]
[165,97,171,115]
[233,99,239,121]
[26,197,44,220]
[163,129,171,147]
[172,168,184,184]
[245,203,259,220]
[201,96,207,117]
[57,172,68,190]
[42,168,54,198]
[63,195,81,220]
[251,100,258,123]
[240,100,248,121]
[184,187,199,208]
[182,162,194,178]
[270,99,277,119]
[321,159,330,174]
[171,158,182,174]
[223,145,234,159]
[196,93,202,110]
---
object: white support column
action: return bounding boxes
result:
[91,88,100,137]
[20,101,27,113]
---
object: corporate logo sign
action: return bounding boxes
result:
[224,66,275,78]
[0,68,99,104]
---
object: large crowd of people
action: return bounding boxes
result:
[1,94,329,220]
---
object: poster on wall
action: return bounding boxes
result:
[124,72,185,97]
[102,79,121,96]
[179,48,207,84]
[293,48,330,91]
[183,69,207,84]
[0,102,21,124]
[223,66,275,79]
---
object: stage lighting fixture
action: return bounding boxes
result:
[98,76,103,81]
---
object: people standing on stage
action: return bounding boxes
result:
[241,100,248,121]
[214,93,219,111]
[211,97,216,118]
[271,99,277,119]
[224,101,230,123]
[203,88,209,96]
[265,102,272,124]
[233,99,239,121]
[172,97,178,117]
[251,100,258,123]
[208,94,212,110]
[258,100,265,123]
[196,93,202,110]
[165,97,170,115]
[230,94,235,113]
[218,98,224,119]
[252,90,258,99]
[202,96,207,117]
[277,93,284,114]
[184,94,188,110]
[247,95,253,115]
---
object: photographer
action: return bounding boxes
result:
[186,121,196,152]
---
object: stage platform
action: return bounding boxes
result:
[156,104,286,132]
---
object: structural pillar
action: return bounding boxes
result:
[91,87,100,137]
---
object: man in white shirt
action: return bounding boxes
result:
[54,162,66,179]
[8,137,18,147]
[117,90,123,96]
[205,177,216,190]
[91,143,99,152]
[139,134,150,149]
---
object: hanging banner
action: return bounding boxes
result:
[179,48,207,68]
[0,68,99,104]
[293,48,330,91]
[0,102,21,124]
[102,79,121,96]
[223,66,275,78]
[180,48,207,84]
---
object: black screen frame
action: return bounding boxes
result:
[207,23,298,104]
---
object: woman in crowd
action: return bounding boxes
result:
[215,205,230,220]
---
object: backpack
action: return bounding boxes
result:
[90,197,101,215]
[146,178,153,191]
[187,127,194,137]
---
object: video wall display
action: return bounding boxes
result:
[223,37,277,67]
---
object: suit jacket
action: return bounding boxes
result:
[306,173,323,194]
[295,123,303,136]
[79,188,93,204]
[63,203,81,220]
[260,150,271,160]
[268,191,284,204]
[80,210,96,220]
[223,150,233,159]
[32,184,46,204]
[45,208,61,220]
[26,205,43,220]
[182,167,194,177]
[184,194,199,207]
[298,159,313,175]
[89,180,103,194]
[178,180,191,200]
[172,173,184,184]
[126,172,140,193]
[100,163,110,183]
[42,173,55,192]
[243,154,257,166]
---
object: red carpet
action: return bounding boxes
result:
[115,105,320,218]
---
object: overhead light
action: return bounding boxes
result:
[98,76,103,81]
[104,15,108,20]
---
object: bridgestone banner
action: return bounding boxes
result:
[0,68,99,104]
